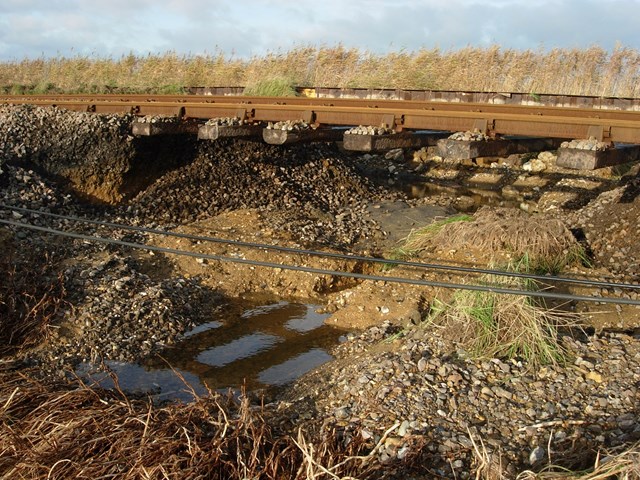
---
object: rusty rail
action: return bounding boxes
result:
[3,94,640,143]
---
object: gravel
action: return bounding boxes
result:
[2,104,640,478]
[128,139,397,247]
[345,125,395,136]
[561,137,611,151]
[287,320,640,477]
[569,179,640,282]
[0,104,397,368]
[448,130,494,141]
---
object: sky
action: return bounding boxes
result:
[0,0,639,60]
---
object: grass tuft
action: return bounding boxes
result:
[426,260,581,368]
[384,214,473,267]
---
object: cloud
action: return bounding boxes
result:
[0,0,639,60]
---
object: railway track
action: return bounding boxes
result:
[3,93,640,143]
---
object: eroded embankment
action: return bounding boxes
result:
[1,105,640,479]
[0,104,197,202]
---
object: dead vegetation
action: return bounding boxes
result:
[397,207,586,274]
[520,445,640,479]
[0,231,67,356]
[1,45,640,97]
[0,366,401,480]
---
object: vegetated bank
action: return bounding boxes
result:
[1,104,640,479]
[1,45,640,97]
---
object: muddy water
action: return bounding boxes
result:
[401,180,522,211]
[77,299,344,403]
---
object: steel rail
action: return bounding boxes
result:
[4,94,640,123]
[3,204,638,291]
[5,98,640,143]
[2,217,639,306]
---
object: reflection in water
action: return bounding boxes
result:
[182,320,222,338]
[77,300,342,402]
[76,361,207,404]
[258,349,333,386]
[285,309,332,333]
[196,332,282,367]
[404,181,520,211]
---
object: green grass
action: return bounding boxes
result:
[243,77,298,97]
[426,258,580,368]
[384,214,473,266]
[520,245,592,276]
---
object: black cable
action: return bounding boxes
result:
[2,218,639,305]
[2,204,638,291]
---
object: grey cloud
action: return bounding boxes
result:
[1,0,639,60]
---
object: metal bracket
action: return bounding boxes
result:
[473,118,495,136]
[381,114,404,131]
[301,110,316,124]
[381,114,396,129]
[235,108,248,122]
[587,125,612,142]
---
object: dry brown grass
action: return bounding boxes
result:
[517,443,640,480]
[1,45,640,96]
[468,428,640,480]
[401,207,584,274]
[0,234,67,356]
[0,366,394,479]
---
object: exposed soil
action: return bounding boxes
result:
[1,105,640,478]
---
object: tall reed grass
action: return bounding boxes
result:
[1,45,639,97]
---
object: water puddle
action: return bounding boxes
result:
[402,181,520,211]
[77,299,343,403]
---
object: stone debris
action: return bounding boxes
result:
[522,157,547,172]
[448,129,494,141]
[288,321,640,476]
[136,115,180,124]
[384,148,405,162]
[561,136,611,151]
[265,119,313,131]
[205,116,249,126]
[345,125,395,136]
[344,125,396,135]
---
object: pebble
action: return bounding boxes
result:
[561,136,610,151]
[288,319,640,476]
[529,446,546,465]
[344,125,395,136]
[448,129,493,142]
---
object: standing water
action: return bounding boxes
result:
[77,298,343,403]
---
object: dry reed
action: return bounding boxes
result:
[0,365,396,479]
[0,234,67,356]
[400,207,584,273]
[1,45,639,97]
[517,443,640,480]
